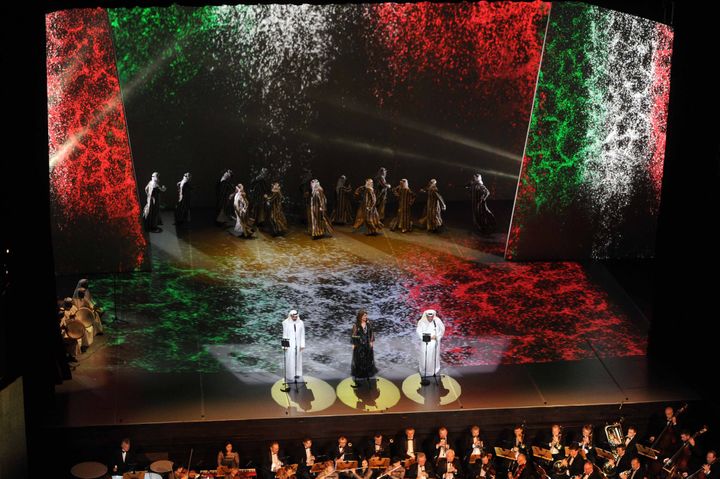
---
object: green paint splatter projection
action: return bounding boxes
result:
[506,2,672,260]
[108,6,220,101]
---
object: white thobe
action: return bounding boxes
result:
[417,317,445,375]
[282,318,305,380]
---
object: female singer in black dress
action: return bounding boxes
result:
[351,309,378,387]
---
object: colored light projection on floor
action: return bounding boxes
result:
[507,2,673,260]
[88,225,645,376]
[47,8,148,273]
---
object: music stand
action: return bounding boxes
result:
[281,338,291,392]
[494,448,517,462]
[310,463,326,474]
[336,460,358,473]
[532,446,553,463]
[595,448,615,462]
[421,333,431,386]
[370,458,390,469]
[636,444,659,460]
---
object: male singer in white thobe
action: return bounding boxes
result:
[416,309,445,377]
[282,309,306,382]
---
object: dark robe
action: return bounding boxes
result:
[174,179,192,225]
[374,172,391,220]
[230,191,255,238]
[331,181,354,225]
[353,186,383,234]
[309,187,333,238]
[351,322,378,379]
[250,172,271,225]
[389,186,416,232]
[143,180,163,231]
[467,180,495,233]
[265,191,288,236]
[216,175,236,224]
[419,186,446,232]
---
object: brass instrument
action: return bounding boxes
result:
[618,469,632,479]
[605,417,625,448]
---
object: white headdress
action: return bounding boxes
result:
[421,309,438,322]
[286,310,300,321]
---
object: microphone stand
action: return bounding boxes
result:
[421,332,430,386]
[432,319,440,385]
[281,338,290,393]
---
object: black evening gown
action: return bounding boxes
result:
[351,322,378,379]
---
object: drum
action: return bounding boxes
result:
[66,320,85,340]
[70,461,108,479]
[146,473,163,479]
[151,460,174,474]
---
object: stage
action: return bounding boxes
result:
[51,208,694,428]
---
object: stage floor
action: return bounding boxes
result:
[53,210,693,427]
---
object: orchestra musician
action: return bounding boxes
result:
[701,450,718,479]
[407,453,435,479]
[433,427,453,463]
[463,426,484,478]
[604,444,631,479]
[510,426,528,462]
[580,462,601,479]
[396,427,422,462]
[623,427,639,459]
[298,438,319,479]
[437,449,464,479]
[619,457,645,479]
[351,459,373,479]
[648,406,681,455]
[561,445,584,478]
[218,441,241,469]
[664,430,704,476]
[577,425,595,464]
[548,425,565,463]
[478,453,496,479]
[381,458,406,479]
[365,433,391,462]
[109,438,136,475]
[261,442,285,479]
[509,454,534,479]
[331,436,355,462]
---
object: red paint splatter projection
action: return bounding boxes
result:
[401,251,646,364]
[47,8,148,273]
[366,1,550,126]
[649,23,673,204]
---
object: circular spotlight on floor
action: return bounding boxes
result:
[401,373,461,406]
[336,377,401,412]
[271,376,336,412]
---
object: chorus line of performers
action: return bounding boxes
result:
[280,309,444,386]
[141,168,495,238]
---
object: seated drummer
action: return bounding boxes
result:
[406,453,435,479]
[109,438,137,475]
[218,440,241,469]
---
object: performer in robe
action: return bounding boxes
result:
[143,172,167,233]
[74,287,103,335]
[282,310,306,382]
[250,167,271,226]
[264,182,288,236]
[174,172,192,226]
[216,169,235,225]
[466,174,495,234]
[351,309,378,386]
[308,179,333,239]
[353,179,383,235]
[419,179,446,233]
[416,309,445,377]
[389,179,416,233]
[229,183,255,238]
[374,167,392,221]
[299,170,314,225]
[330,175,354,225]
